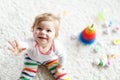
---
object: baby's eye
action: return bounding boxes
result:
[47,29,52,32]
[37,27,42,30]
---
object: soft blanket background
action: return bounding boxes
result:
[0,0,120,80]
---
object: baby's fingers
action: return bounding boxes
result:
[15,40,19,47]
[8,41,16,48]
[8,47,15,52]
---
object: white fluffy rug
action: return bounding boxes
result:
[0,0,120,80]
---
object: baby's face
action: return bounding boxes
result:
[33,21,56,46]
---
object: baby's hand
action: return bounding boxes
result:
[55,68,62,77]
[55,64,63,76]
[8,40,26,55]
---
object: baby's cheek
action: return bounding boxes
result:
[34,30,40,34]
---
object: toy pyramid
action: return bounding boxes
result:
[79,24,96,45]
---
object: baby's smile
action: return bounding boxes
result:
[38,36,47,40]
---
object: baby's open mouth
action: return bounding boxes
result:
[38,37,46,39]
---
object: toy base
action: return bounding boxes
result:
[79,33,95,45]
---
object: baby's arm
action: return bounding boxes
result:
[54,40,66,73]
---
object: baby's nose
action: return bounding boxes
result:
[41,30,46,34]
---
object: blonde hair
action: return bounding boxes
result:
[32,13,60,38]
